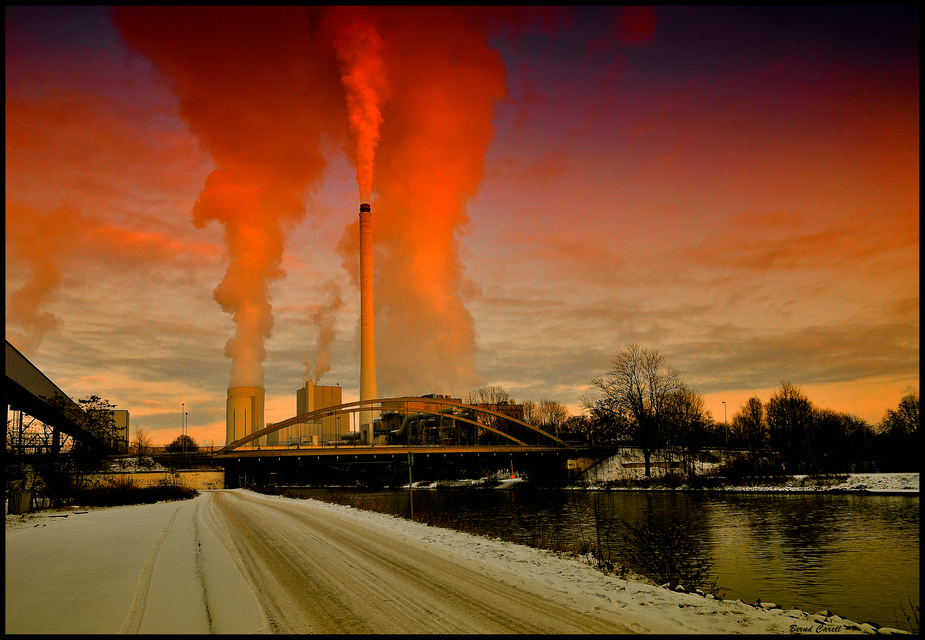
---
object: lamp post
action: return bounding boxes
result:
[181,403,185,454]
[722,401,727,447]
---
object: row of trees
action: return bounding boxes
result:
[726,384,918,472]
[464,386,574,445]
[468,344,917,477]
[129,430,200,457]
[578,343,920,476]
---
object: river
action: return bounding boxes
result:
[281,487,919,632]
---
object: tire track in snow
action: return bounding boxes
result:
[198,491,273,633]
[192,499,214,633]
[118,505,181,634]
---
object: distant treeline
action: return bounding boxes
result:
[562,344,919,476]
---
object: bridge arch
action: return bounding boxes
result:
[218,396,568,454]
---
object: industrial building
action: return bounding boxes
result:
[112,410,129,453]
[226,387,266,447]
[265,381,346,447]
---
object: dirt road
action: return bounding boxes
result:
[206,490,634,633]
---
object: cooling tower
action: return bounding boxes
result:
[226,387,265,447]
[359,202,377,441]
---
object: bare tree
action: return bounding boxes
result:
[881,393,919,437]
[466,386,511,444]
[663,386,712,475]
[879,393,919,470]
[731,397,766,453]
[766,382,814,456]
[585,344,683,476]
[130,426,155,466]
[521,400,538,426]
[538,398,569,438]
[561,414,594,446]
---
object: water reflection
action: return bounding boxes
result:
[284,487,919,631]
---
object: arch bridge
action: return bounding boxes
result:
[216,396,571,458]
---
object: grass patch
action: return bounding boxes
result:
[71,477,198,507]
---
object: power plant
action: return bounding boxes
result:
[225,203,378,447]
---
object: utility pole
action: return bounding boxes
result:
[408,451,414,521]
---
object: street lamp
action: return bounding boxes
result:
[722,401,727,447]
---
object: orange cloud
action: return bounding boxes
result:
[5,203,83,354]
[689,208,919,274]
[303,280,345,384]
[5,198,223,355]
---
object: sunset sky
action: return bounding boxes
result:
[6,7,919,446]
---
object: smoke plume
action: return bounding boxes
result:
[303,280,345,383]
[114,7,344,389]
[330,12,389,203]
[356,8,508,396]
[115,7,517,399]
[5,204,78,355]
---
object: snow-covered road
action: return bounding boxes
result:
[6,489,877,634]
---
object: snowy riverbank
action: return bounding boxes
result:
[712,472,919,494]
[573,468,919,495]
[6,488,916,634]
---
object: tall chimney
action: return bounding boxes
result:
[359,203,377,442]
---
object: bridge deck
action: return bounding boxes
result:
[5,340,113,452]
[215,444,574,459]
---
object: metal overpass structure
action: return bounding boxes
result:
[5,339,115,454]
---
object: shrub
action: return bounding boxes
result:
[713,454,787,483]
[71,481,197,507]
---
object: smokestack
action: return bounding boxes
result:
[359,202,377,441]
[226,387,266,447]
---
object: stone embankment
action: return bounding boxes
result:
[661,583,913,635]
